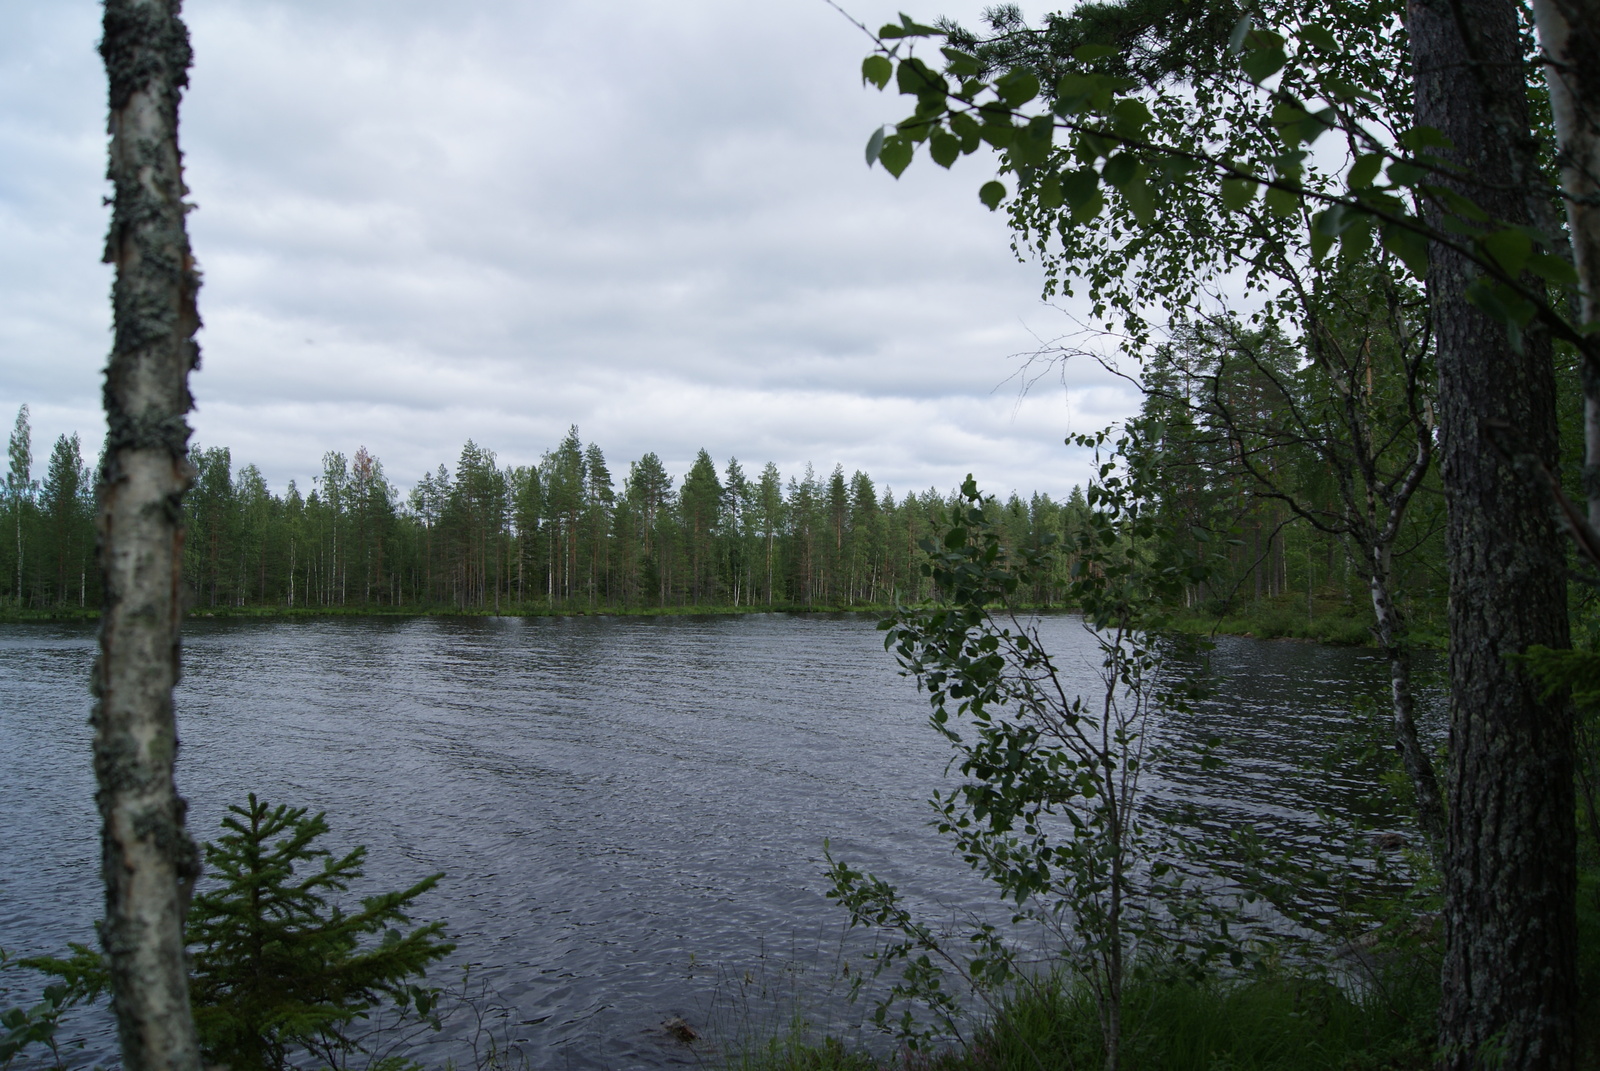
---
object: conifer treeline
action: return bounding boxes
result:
[2,407,95,610]
[184,426,1096,612]
[1,392,1451,625]
[0,414,1094,612]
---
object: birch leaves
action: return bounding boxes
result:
[856,10,1584,349]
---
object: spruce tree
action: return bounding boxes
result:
[185,796,453,1071]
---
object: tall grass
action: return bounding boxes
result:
[731,962,1438,1071]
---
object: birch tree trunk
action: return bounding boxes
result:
[1531,0,1600,527]
[94,3,204,1071]
[1408,0,1577,1066]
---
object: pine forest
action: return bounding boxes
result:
[4,359,1473,636]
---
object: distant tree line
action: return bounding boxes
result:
[182,426,1101,612]
[0,411,1105,612]
[4,405,96,610]
[1,404,1452,622]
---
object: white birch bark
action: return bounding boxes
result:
[1533,0,1600,525]
[95,3,204,1070]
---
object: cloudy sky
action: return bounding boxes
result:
[0,0,1137,503]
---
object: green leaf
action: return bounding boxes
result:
[996,68,1041,107]
[1102,152,1138,188]
[1073,44,1118,61]
[1071,189,1104,223]
[1124,174,1154,224]
[1220,177,1257,210]
[1527,252,1579,286]
[1381,221,1431,277]
[1430,185,1490,223]
[930,131,961,168]
[1339,215,1374,264]
[1387,160,1427,186]
[1480,227,1533,276]
[1347,153,1383,190]
[979,120,1016,149]
[1399,125,1452,151]
[1296,107,1337,146]
[941,47,982,76]
[1314,203,1362,237]
[897,58,945,96]
[880,14,941,38]
[865,126,887,166]
[879,136,914,177]
[895,116,932,142]
[1263,184,1299,217]
[1465,275,1537,328]
[1309,218,1334,261]
[950,111,981,152]
[1240,47,1287,84]
[1009,114,1054,166]
[979,180,1007,210]
[862,55,893,89]
[1061,168,1100,208]
[1054,72,1096,113]
[1037,173,1064,209]
[1299,24,1337,51]
[1111,98,1151,138]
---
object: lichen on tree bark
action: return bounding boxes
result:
[93,2,204,1070]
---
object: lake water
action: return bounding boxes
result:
[0,614,1433,1069]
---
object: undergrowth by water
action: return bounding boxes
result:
[728,964,1438,1071]
[1168,595,1421,648]
[728,866,1600,1071]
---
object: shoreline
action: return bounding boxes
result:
[0,600,1412,648]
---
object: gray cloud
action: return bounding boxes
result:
[0,0,1140,502]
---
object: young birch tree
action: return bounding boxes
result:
[94,2,205,1070]
[847,0,1583,1062]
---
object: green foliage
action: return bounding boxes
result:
[734,962,1438,1071]
[0,418,1108,619]
[967,962,1436,1071]
[0,946,104,1071]
[24,797,454,1071]
[1522,646,1600,864]
[828,429,1229,1065]
[853,1,1588,364]
[1,405,92,611]
[184,795,453,1071]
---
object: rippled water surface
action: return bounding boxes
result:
[0,614,1433,1069]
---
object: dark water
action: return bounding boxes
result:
[0,614,1433,1069]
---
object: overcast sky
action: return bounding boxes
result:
[0,0,1138,503]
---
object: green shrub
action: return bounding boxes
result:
[27,795,453,1071]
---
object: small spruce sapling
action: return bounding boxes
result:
[27,796,454,1071]
[187,795,454,1071]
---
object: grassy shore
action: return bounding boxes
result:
[1168,594,1444,649]
[0,594,1425,653]
[724,864,1600,1071]
[728,964,1440,1071]
[0,602,906,625]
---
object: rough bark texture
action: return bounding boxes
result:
[1407,1,1577,1067]
[95,3,204,1071]
[1530,0,1600,526]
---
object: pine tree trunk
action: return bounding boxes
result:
[1409,1,1577,1066]
[94,3,204,1070]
